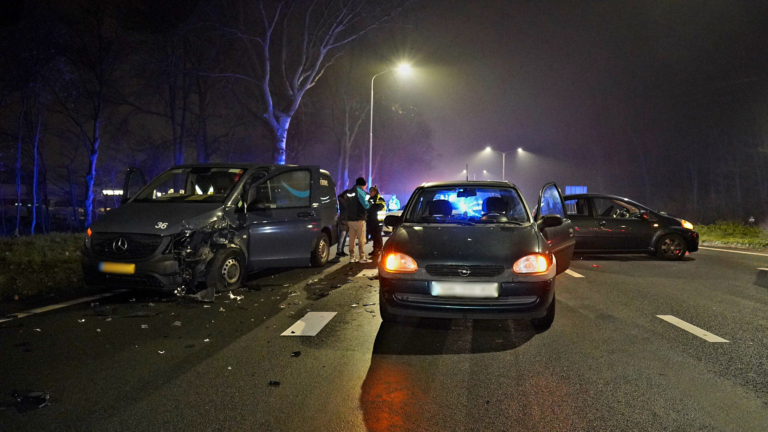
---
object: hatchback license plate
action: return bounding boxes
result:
[431,282,499,298]
[99,262,136,275]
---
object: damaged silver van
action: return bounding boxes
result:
[82,164,338,297]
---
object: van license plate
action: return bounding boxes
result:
[99,262,136,275]
[431,282,499,298]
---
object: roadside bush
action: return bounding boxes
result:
[0,233,84,300]
[697,221,768,249]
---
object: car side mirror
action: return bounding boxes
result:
[537,214,563,231]
[384,215,402,229]
[637,210,649,220]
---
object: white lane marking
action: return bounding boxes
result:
[699,246,768,257]
[565,269,584,278]
[1,290,129,323]
[356,269,378,278]
[281,312,337,336]
[656,315,729,343]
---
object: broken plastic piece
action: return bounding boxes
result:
[268,381,281,387]
[78,318,85,323]
[219,307,225,312]
[204,338,210,342]
[11,390,50,413]
[351,304,358,307]
[33,328,41,332]
[291,351,301,357]
[141,324,149,329]
[172,321,181,327]
[228,292,244,301]
[158,351,165,354]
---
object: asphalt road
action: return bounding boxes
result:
[1,245,768,431]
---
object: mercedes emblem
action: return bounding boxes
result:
[458,266,471,277]
[112,237,128,253]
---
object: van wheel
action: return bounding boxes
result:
[531,294,555,333]
[656,234,687,260]
[206,249,244,292]
[311,233,330,267]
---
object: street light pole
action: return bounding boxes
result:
[369,64,411,187]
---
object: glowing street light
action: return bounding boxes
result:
[369,63,412,186]
[484,146,515,181]
[518,147,523,152]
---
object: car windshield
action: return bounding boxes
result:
[403,187,529,224]
[133,167,247,204]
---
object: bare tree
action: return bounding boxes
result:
[214,0,409,164]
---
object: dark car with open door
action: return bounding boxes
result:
[82,164,338,297]
[379,181,575,331]
[563,193,698,260]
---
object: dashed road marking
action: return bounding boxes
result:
[657,315,729,343]
[356,269,378,278]
[565,269,584,278]
[281,312,337,336]
[0,290,129,323]
[699,246,768,257]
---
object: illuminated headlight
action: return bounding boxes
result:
[681,220,694,230]
[383,253,418,273]
[513,254,550,274]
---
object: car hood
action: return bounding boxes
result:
[387,223,543,266]
[89,203,225,235]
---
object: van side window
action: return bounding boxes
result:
[250,170,310,209]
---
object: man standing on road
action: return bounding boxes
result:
[344,177,371,263]
[336,190,349,257]
[367,186,387,259]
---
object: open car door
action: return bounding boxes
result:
[536,182,575,274]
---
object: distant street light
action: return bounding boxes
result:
[485,146,520,181]
[369,63,412,186]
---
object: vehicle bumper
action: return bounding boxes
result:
[82,248,182,290]
[379,276,555,319]
[684,230,699,252]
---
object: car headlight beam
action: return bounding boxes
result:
[513,254,550,274]
[384,253,418,273]
[681,219,694,230]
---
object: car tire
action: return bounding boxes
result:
[531,294,555,332]
[655,233,687,260]
[205,248,245,292]
[310,233,330,267]
[379,291,401,323]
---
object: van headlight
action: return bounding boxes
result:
[383,253,418,273]
[513,254,550,274]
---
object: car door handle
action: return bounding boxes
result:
[297,211,315,218]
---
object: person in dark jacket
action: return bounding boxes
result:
[336,191,349,257]
[367,186,386,258]
[343,177,371,263]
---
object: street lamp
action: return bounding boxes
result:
[369,63,412,186]
[485,146,520,181]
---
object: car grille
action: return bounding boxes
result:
[91,233,164,260]
[424,265,506,278]
[394,293,537,307]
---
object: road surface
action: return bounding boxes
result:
[1,246,767,431]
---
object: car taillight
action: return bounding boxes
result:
[87,228,92,237]
[513,254,550,274]
[384,253,418,273]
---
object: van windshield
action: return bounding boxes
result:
[403,187,529,225]
[133,167,247,203]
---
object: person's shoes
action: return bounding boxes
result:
[359,258,372,264]
[350,256,359,263]
[336,251,348,257]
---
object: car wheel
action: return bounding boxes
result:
[205,248,245,292]
[310,233,330,267]
[656,234,687,260]
[379,291,401,323]
[531,294,555,332]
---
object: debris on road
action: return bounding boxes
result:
[33,328,41,332]
[268,381,281,387]
[219,307,225,312]
[78,318,85,323]
[291,351,301,357]
[158,351,165,354]
[11,390,50,413]
[228,292,244,301]
[172,321,182,327]
[204,339,210,342]
[141,324,149,329]
[351,304,358,307]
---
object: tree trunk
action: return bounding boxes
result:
[30,112,41,235]
[84,125,100,228]
[14,106,23,237]
[273,115,291,165]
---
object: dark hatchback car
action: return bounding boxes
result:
[563,193,698,260]
[379,181,575,330]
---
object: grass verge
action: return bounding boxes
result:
[0,233,84,301]
[697,221,768,249]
